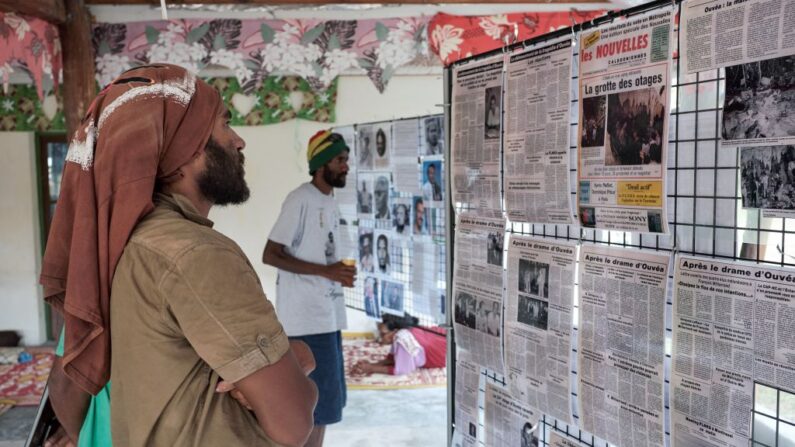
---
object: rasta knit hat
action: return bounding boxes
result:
[307,129,349,174]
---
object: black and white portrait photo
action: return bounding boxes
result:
[581,95,606,147]
[374,175,390,220]
[358,228,374,273]
[518,295,548,331]
[392,202,409,234]
[518,259,549,298]
[454,291,476,330]
[364,277,380,319]
[376,233,390,274]
[484,86,501,140]
[357,175,373,215]
[741,145,795,210]
[486,232,503,266]
[605,87,666,166]
[421,115,445,156]
[374,125,391,170]
[357,125,374,170]
[723,55,795,142]
[381,280,404,314]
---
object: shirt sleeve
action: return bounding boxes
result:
[268,191,304,247]
[390,342,426,376]
[161,244,290,383]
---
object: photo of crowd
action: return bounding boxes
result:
[581,96,606,147]
[517,295,548,331]
[518,259,549,298]
[605,87,665,166]
[740,145,795,210]
[723,55,795,141]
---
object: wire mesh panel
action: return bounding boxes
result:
[446,0,795,445]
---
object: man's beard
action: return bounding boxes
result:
[197,137,250,205]
[323,166,346,188]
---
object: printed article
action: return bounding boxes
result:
[412,239,442,320]
[681,0,795,75]
[505,235,576,424]
[740,145,795,218]
[392,118,422,195]
[504,38,575,225]
[577,8,674,234]
[577,244,669,447]
[485,383,540,447]
[451,55,504,216]
[455,351,481,447]
[333,125,358,224]
[453,213,506,373]
[671,256,795,447]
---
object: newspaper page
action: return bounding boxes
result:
[333,125,358,224]
[455,351,481,447]
[681,0,795,75]
[671,255,795,447]
[577,244,669,447]
[504,38,575,225]
[740,145,795,218]
[505,235,575,424]
[577,8,674,234]
[485,383,540,447]
[549,432,591,447]
[393,118,422,195]
[453,213,505,373]
[451,55,504,216]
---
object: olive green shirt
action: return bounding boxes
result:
[110,193,289,446]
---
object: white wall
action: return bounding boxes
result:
[210,73,443,332]
[0,132,46,345]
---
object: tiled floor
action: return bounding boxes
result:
[0,387,447,447]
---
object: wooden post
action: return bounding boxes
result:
[59,0,95,138]
[0,0,66,24]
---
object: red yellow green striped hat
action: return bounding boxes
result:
[307,129,349,175]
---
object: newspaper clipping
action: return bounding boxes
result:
[485,383,540,447]
[681,0,795,75]
[393,118,422,195]
[451,55,504,216]
[453,213,506,373]
[504,38,575,225]
[577,8,674,234]
[455,351,481,447]
[671,255,795,447]
[505,235,576,424]
[740,145,795,218]
[577,244,669,447]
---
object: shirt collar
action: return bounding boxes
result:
[154,192,214,228]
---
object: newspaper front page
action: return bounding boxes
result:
[455,351,481,447]
[505,235,576,424]
[671,255,795,447]
[453,213,506,373]
[485,383,540,447]
[577,244,669,447]
[681,0,795,75]
[577,8,674,234]
[504,38,575,225]
[451,55,504,216]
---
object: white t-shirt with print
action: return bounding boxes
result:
[269,182,348,336]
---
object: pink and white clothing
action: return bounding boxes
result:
[386,327,446,375]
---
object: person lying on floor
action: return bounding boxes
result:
[352,314,446,376]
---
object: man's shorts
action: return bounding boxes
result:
[289,331,346,425]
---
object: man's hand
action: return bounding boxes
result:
[323,262,356,287]
[216,381,253,410]
[289,340,316,376]
[44,426,75,447]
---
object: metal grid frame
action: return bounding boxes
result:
[445,0,795,445]
[341,115,448,328]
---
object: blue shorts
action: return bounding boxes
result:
[289,331,346,425]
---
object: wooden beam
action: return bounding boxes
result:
[0,0,66,24]
[59,0,95,137]
[86,0,608,4]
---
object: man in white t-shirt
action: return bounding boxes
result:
[263,130,356,447]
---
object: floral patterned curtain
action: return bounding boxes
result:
[0,12,62,100]
[93,17,434,94]
[428,10,607,65]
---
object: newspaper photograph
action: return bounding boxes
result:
[504,38,575,225]
[505,235,576,424]
[357,123,375,171]
[453,213,506,373]
[549,432,591,447]
[740,145,795,218]
[392,118,422,195]
[455,351,481,447]
[357,173,374,218]
[577,8,674,234]
[451,55,504,216]
[671,255,795,447]
[373,121,392,170]
[391,197,412,235]
[722,55,795,147]
[485,383,540,447]
[577,244,669,447]
[332,125,358,224]
[681,0,795,75]
[420,115,445,157]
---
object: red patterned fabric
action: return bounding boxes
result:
[0,352,54,406]
[344,337,446,389]
[0,12,62,99]
[428,10,607,65]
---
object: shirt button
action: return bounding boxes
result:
[257,335,268,348]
